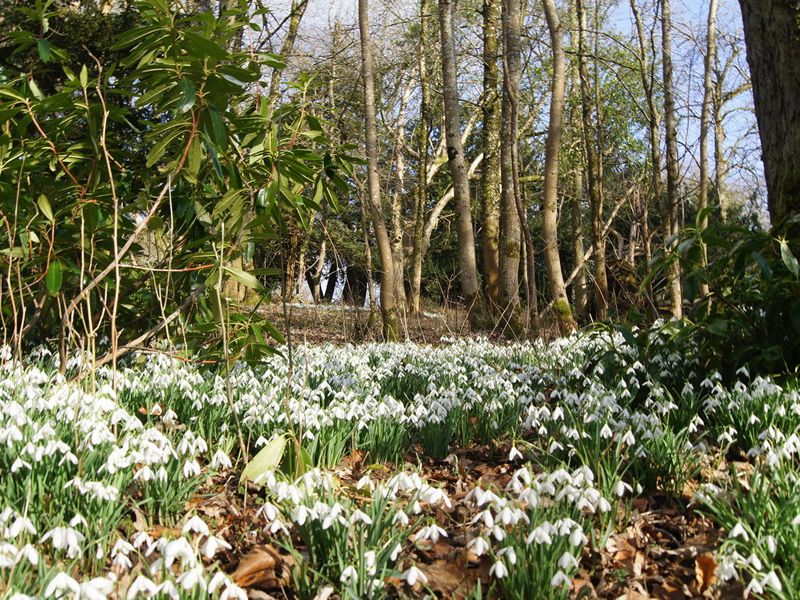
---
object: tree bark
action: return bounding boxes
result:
[698,0,718,299]
[391,79,414,310]
[662,0,683,318]
[481,0,502,310]
[738,0,800,230]
[542,0,576,335]
[438,0,487,328]
[267,0,309,106]
[359,0,399,340]
[410,0,432,315]
[577,0,607,320]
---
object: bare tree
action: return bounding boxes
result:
[542,0,576,334]
[359,0,399,340]
[438,0,487,327]
[662,0,682,317]
[481,0,502,309]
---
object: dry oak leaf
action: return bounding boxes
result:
[694,552,718,593]
[232,545,288,588]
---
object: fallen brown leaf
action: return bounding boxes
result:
[694,552,717,593]
[232,545,286,588]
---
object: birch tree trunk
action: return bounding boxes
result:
[359,0,399,340]
[267,0,309,106]
[438,0,487,328]
[542,0,576,335]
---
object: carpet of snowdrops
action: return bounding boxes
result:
[1,326,799,599]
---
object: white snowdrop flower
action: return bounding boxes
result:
[497,546,517,565]
[220,583,248,600]
[558,551,579,570]
[356,475,374,491]
[41,527,84,558]
[111,539,133,558]
[489,560,508,578]
[747,554,762,570]
[183,515,209,536]
[414,524,448,544]
[393,510,409,526]
[6,515,36,538]
[177,566,207,591]
[164,537,196,568]
[201,535,231,560]
[508,446,523,461]
[729,522,750,541]
[468,536,490,557]
[17,544,38,566]
[791,514,800,526]
[600,424,613,439]
[597,497,612,512]
[744,578,763,597]
[155,467,168,482]
[208,572,229,594]
[569,527,587,547]
[132,531,153,550]
[717,557,738,581]
[761,571,782,593]
[765,536,777,554]
[257,503,280,522]
[183,459,201,478]
[134,466,154,482]
[157,581,179,600]
[613,481,632,497]
[548,440,564,453]
[44,572,81,598]
[11,458,30,473]
[113,552,133,570]
[400,565,428,586]
[527,525,552,546]
[211,449,232,470]
[80,577,115,600]
[340,565,358,584]
[390,543,402,561]
[126,575,158,599]
[550,570,572,588]
[349,509,373,526]
[620,430,636,445]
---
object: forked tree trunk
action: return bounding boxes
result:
[358,0,399,340]
[542,0,576,335]
[438,0,487,328]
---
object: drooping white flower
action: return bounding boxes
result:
[550,570,572,588]
[399,565,428,586]
[182,515,209,536]
[44,572,80,598]
[489,559,508,578]
[340,565,358,584]
[200,535,231,560]
[126,575,158,599]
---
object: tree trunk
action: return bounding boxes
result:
[481,0,502,310]
[410,0,433,315]
[267,0,309,106]
[577,0,607,321]
[359,0,399,340]
[391,79,414,311]
[542,0,576,335]
[698,0,718,299]
[438,0,487,328]
[571,169,589,321]
[662,0,683,318]
[738,0,800,229]
[498,0,524,335]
